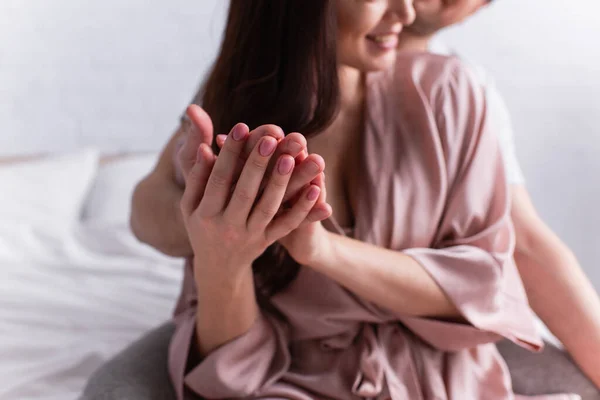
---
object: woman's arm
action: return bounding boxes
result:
[194,260,259,354]
[188,129,322,353]
[511,185,600,387]
[172,125,323,399]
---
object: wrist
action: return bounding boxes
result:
[194,257,252,285]
[306,229,337,270]
[193,261,259,356]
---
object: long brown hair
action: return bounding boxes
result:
[200,1,340,300]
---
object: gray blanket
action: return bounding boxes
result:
[81,323,600,400]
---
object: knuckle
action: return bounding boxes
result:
[221,143,240,157]
[258,206,279,220]
[209,173,228,189]
[271,177,288,189]
[234,187,254,203]
[188,213,210,232]
[250,157,268,170]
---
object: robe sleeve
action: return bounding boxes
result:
[399,59,542,353]
[169,304,291,399]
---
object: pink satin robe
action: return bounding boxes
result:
[168,53,577,400]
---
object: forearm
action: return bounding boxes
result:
[311,232,461,319]
[515,241,600,387]
[130,175,193,258]
[194,262,259,355]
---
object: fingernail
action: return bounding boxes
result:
[309,161,321,173]
[278,156,294,175]
[259,138,277,156]
[232,124,246,141]
[307,186,320,201]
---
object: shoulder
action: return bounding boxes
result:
[374,52,492,175]
[375,52,486,137]
[427,40,494,88]
[375,52,485,112]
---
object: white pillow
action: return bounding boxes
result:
[0,150,99,226]
[82,153,158,225]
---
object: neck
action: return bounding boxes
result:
[337,65,365,116]
[397,32,433,52]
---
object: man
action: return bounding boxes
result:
[397,0,600,396]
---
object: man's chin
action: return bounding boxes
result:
[403,20,441,37]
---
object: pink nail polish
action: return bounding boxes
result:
[278,156,294,175]
[259,138,276,156]
[232,124,246,141]
[307,186,320,201]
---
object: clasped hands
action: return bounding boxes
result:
[177,105,334,278]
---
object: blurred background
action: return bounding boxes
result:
[0,1,598,398]
[3,0,598,286]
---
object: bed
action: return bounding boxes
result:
[0,151,183,400]
[0,150,562,400]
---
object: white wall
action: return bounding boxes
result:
[1,0,599,288]
[0,0,225,155]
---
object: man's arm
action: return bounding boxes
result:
[130,124,194,257]
[511,185,600,388]
[130,103,325,258]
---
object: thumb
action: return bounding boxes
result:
[186,104,214,146]
[179,105,214,179]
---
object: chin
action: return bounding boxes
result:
[340,43,399,73]
[355,52,398,73]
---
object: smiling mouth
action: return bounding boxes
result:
[366,33,399,49]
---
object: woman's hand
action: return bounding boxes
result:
[215,132,334,266]
[278,169,333,266]
[214,133,331,222]
[180,122,323,278]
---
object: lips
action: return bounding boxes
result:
[366,33,399,49]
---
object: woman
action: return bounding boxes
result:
[162,0,577,399]
[131,1,575,399]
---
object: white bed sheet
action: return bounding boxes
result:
[0,221,183,400]
[0,152,183,400]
